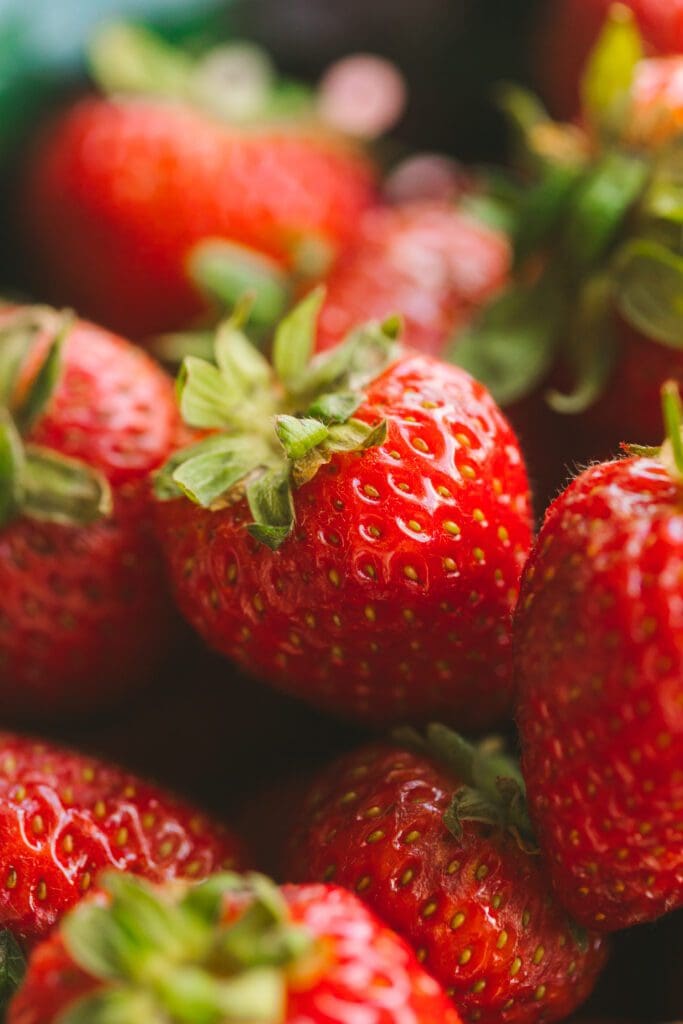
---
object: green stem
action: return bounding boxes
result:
[662,380,683,476]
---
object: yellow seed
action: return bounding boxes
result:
[404,830,421,844]
[363,484,380,499]
[403,609,415,623]
[473,509,485,522]
[416,947,427,963]
[36,881,47,901]
[403,566,419,582]
[475,864,488,880]
[444,521,461,536]
[473,547,485,563]
[81,768,95,783]
[423,900,438,918]
[498,526,509,542]
[81,872,92,892]
[535,985,547,1001]
[356,875,371,892]
[94,800,106,820]
[459,948,472,965]
[323,865,336,881]
[368,525,381,539]
[159,840,174,858]
[399,868,414,887]
[492,894,502,909]
[472,980,486,993]
[116,827,129,847]
[461,465,476,479]
[6,869,17,890]
[451,912,466,930]
[185,860,201,877]
[455,433,472,448]
[364,806,382,818]
[533,946,545,965]
[364,606,376,622]
[413,438,429,453]
[329,569,341,587]
[443,557,457,572]
[510,958,522,976]
[408,520,422,532]
[364,565,376,579]
[422,400,438,409]
[340,791,358,805]
[142,813,156,830]
[447,860,461,874]
[366,830,385,844]
[522,909,531,927]
[32,816,45,836]
[437,485,451,497]
[62,835,74,855]
[497,931,508,949]
[253,593,264,613]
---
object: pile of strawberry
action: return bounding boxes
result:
[0,6,682,1022]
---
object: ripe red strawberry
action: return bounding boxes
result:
[8,871,462,1024]
[0,304,180,716]
[285,727,608,1024]
[536,0,683,118]
[153,293,532,729]
[515,382,683,933]
[455,10,683,472]
[20,27,375,340]
[0,732,245,951]
[316,201,510,357]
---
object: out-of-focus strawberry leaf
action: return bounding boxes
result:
[0,0,234,160]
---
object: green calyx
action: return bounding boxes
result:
[625,379,683,479]
[395,724,538,852]
[0,307,112,530]
[89,22,314,126]
[450,8,683,414]
[154,288,395,550]
[58,871,317,1024]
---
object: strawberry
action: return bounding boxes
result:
[20,25,375,340]
[0,304,180,717]
[153,292,532,729]
[0,732,244,952]
[7,871,462,1024]
[514,382,683,933]
[536,0,683,118]
[454,8,683,472]
[285,726,608,1024]
[316,200,510,358]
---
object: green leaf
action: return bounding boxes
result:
[13,312,72,433]
[449,277,567,406]
[0,316,39,406]
[580,2,643,136]
[190,43,275,123]
[60,989,167,1024]
[324,418,387,455]
[546,275,618,414]
[21,446,112,525]
[63,903,128,983]
[562,151,649,273]
[0,412,24,528]
[444,786,502,840]
[188,240,291,329]
[272,287,325,394]
[214,320,273,395]
[177,356,240,429]
[0,929,26,1009]
[148,330,216,369]
[613,238,683,347]
[641,137,683,225]
[247,464,294,550]
[306,391,362,425]
[275,416,328,460]
[172,438,266,508]
[513,162,585,267]
[303,321,397,397]
[88,22,194,98]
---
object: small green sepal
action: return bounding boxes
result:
[0,928,26,1010]
[21,447,113,526]
[580,2,643,137]
[12,311,73,434]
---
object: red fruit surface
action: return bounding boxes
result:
[516,456,683,931]
[536,0,683,118]
[8,883,461,1024]
[286,743,608,1024]
[0,309,180,716]
[155,352,532,729]
[0,732,244,947]
[316,201,510,357]
[22,98,376,338]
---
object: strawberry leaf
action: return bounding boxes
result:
[307,391,362,425]
[21,446,112,526]
[247,465,294,550]
[580,2,643,137]
[449,277,567,406]
[0,412,24,528]
[177,356,244,429]
[13,312,73,434]
[272,287,325,394]
[214,320,273,394]
[275,416,328,460]
[172,443,265,509]
[89,22,194,99]
[613,238,683,347]
[0,929,25,1010]
[189,240,291,330]
[59,990,166,1024]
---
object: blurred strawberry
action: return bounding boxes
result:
[20,25,376,340]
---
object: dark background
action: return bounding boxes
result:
[0,0,680,1018]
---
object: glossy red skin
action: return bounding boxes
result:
[316,201,510,357]
[516,457,683,931]
[8,883,461,1024]
[286,744,608,1024]
[0,732,245,948]
[22,98,376,339]
[156,353,532,729]
[0,310,180,716]
[536,0,683,118]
